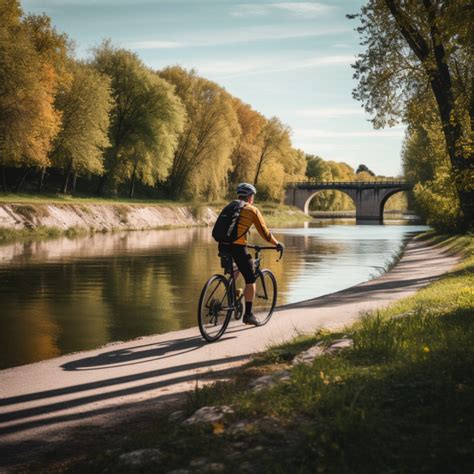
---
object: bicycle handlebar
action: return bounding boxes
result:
[246,244,284,262]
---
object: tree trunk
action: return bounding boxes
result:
[254,154,264,186]
[96,173,108,195]
[129,165,137,199]
[62,161,73,194]
[37,167,46,192]
[16,168,30,192]
[1,166,6,192]
[72,173,77,193]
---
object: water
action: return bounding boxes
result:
[0,222,429,369]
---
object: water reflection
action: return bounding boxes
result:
[0,223,429,369]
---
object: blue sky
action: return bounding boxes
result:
[22,0,405,176]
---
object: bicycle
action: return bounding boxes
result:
[197,244,283,342]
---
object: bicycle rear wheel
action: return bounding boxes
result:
[198,274,232,342]
[253,269,277,326]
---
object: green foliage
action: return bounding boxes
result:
[51,62,113,182]
[92,43,186,196]
[356,163,374,176]
[159,67,240,200]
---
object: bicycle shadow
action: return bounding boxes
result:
[61,333,236,371]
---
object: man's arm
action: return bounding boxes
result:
[253,208,279,246]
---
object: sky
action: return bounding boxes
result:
[22,0,406,176]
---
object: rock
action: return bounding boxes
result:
[239,461,255,473]
[249,370,290,391]
[168,410,185,423]
[292,342,325,365]
[227,420,255,435]
[182,405,234,426]
[118,448,162,466]
[189,458,208,467]
[293,339,353,364]
[204,463,225,472]
[325,338,353,354]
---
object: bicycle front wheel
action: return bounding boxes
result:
[198,274,232,342]
[253,269,277,326]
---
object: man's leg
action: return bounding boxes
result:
[231,245,258,324]
[244,283,256,316]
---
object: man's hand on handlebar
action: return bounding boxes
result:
[275,242,284,261]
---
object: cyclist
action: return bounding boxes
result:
[218,183,284,326]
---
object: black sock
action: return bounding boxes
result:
[245,301,253,315]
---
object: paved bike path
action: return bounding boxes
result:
[0,238,459,463]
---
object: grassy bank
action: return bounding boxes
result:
[255,202,312,226]
[0,192,181,206]
[0,196,310,246]
[25,233,472,473]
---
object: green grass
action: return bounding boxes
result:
[0,192,183,206]
[258,203,312,226]
[26,233,473,473]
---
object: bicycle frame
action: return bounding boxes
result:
[219,244,281,311]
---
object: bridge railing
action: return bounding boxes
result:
[286,180,410,187]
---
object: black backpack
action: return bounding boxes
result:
[212,200,245,243]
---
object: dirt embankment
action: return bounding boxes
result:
[0,203,217,233]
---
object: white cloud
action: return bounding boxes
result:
[192,54,354,78]
[131,41,185,49]
[128,24,350,50]
[293,128,405,139]
[230,2,334,18]
[296,107,365,119]
[272,2,334,15]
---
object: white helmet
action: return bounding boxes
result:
[236,183,257,197]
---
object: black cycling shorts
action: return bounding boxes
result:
[218,243,256,284]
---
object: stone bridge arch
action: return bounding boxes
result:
[302,189,355,215]
[285,181,413,224]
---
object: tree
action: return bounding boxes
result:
[229,98,266,185]
[349,0,473,227]
[50,62,113,193]
[356,164,375,176]
[306,155,327,181]
[92,42,185,195]
[159,67,240,200]
[0,1,64,189]
[253,117,292,186]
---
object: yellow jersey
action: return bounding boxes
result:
[233,203,278,246]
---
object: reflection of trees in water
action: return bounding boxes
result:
[0,227,214,267]
[0,226,358,368]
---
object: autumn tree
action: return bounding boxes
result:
[50,62,113,193]
[349,0,473,228]
[92,42,185,196]
[229,98,266,185]
[159,67,240,200]
[253,117,292,186]
[0,1,66,190]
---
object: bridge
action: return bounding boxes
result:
[284,180,413,224]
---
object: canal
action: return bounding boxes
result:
[0,222,429,369]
